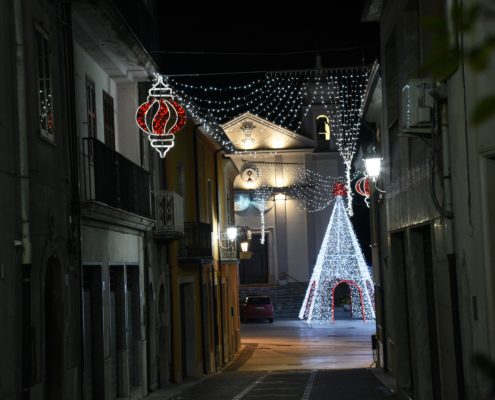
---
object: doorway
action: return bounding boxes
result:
[409,224,441,400]
[240,233,268,284]
[109,266,125,398]
[180,282,196,378]
[127,266,141,389]
[82,266,105,400]
[332,281,352,320]
[146,283,157,391]
[157,284,170,386]
[390,231,414,399]
[44,256,64,400]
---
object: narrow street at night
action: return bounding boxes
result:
[2,0,495,399]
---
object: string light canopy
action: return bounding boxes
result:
[299,183,375,324]
[171,69,368,138]
[237,159,362,213]
[168,67,370,212]
[234,160,366,245]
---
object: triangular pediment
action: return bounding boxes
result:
[221,112,314,151]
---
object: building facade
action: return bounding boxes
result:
[362,0,495,399]
[0,0,240,399]
[162,120,240,382]
[0,1,81,399]
[222,112,346,317]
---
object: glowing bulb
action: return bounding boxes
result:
[364,157,381,181]
[227,226,237,241]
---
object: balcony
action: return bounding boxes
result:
[218,232,238,261]
[180,222,213,259]
[155,190,184,240]
[82,137,151,219]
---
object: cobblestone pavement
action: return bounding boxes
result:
[167,369,395,400]
[238,318,376,371]
[150,319,395,400]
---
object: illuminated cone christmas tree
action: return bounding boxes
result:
[299,182,375,323]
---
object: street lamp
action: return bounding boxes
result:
[227,226,238,241]
[363,143,381,182]
[240,241,249,252]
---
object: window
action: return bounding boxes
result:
[102,91,115,149]
[247,297,271,305]
[85,76,96,138]
[35,26,54,140]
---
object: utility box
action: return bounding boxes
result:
[401,79,434,133]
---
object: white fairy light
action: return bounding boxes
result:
[316,70,370,216]
[299,195,375,324]
[252,185,272,244]
[167,69,370,190]
[239,159,362,213]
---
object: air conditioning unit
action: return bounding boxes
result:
[400,79,434,135]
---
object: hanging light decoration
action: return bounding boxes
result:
[136,74,187,158]
[355,177,371,207]
[331,181,348,198]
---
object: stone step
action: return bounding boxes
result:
[240,283,308,319]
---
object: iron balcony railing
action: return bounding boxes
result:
[155,190,184,239]
[218,232,237,261]
[82,137,151,218]
[181,222,212,258]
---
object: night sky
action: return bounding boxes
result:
[155,3,379,76]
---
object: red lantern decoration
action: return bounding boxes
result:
[332,181,348,197]
[355,177,370,207]
[136,74,187,158]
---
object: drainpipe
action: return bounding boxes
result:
[193,124,203,222]
[14,0,32,398]
[213,146,226,365]
[57,4,84,396]
[192,123,209,373]
[372,189,387,370]
[198,264,208,374]
[438,98,465,399]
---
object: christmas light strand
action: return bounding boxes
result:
[167,68,370,181]
[252,185,273,244]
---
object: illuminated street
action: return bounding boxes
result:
[3,0,495,399]
[237,319,376,372]
[148,320,393,400]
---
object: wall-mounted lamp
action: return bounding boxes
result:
[240,241,249,252]
[226,226,238,241]
[363,143,381,182]
[219,225,252,260]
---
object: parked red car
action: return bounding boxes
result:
[240,295,274,323]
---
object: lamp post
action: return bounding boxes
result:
[362,139,387,369]
[363,143,381,182]
[219,226,252,260]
